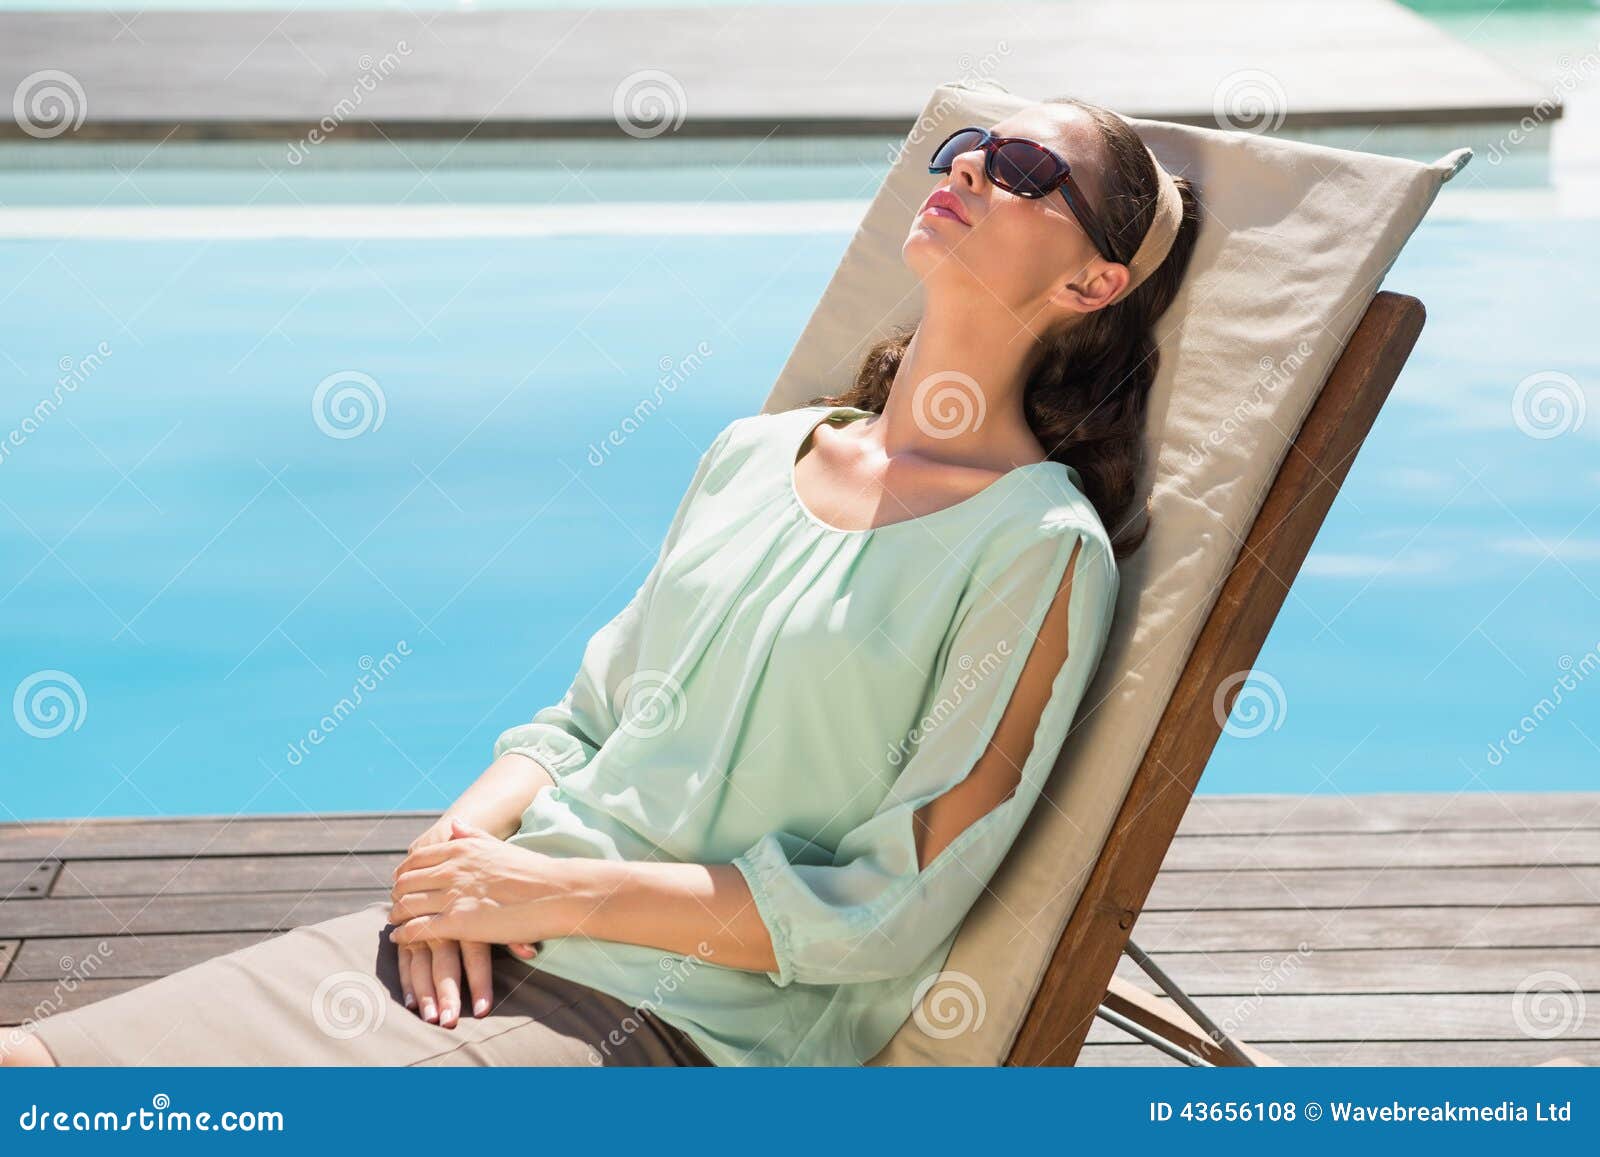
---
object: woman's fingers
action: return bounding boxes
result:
[397,944,417,1010]
[461,941,494,1018]
[432,940,463,1029]
[389,890,447,925]
[449,817,497,841]
[409,943,439,1024]
[400,825,450,869]
[393,841,458,879]
[390,865,447,904]
[389,916,450,947]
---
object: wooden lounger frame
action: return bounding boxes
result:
[1006,291,1427,1066]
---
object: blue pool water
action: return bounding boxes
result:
[2,202,1595,821]
[1237,215,1600,797]
[0,225,848,819]
[7,0,1600,818]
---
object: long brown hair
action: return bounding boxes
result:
[816,98,1203,559]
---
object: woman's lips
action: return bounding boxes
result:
[921,189,971,226]
[922,204,969,225]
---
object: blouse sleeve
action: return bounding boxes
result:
[491,421,736,781]
[731,518,1119,987]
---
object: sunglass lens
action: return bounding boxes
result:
[930,128,986,171]
[991,141,1062,197]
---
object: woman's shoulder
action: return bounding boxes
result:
[984,465,1121,590]
[714,403,827,442]
[701,404,831,470]
[1004,462,1113,545]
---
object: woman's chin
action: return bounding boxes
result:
[903,232,968,276]
[903,242,986,291]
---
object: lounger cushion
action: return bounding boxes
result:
[759,79,1468,1065]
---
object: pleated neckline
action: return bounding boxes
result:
[785,404,1070,536]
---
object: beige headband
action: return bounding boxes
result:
[1109,146,1184,304]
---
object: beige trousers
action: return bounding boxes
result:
[23,899,711,1067]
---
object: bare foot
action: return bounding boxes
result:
[0,1030,58,1067]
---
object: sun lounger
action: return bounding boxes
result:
[760,79,1470,1065]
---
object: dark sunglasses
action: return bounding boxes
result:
[928,125,1124,265]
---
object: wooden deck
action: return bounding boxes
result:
[3,793,1597,1066]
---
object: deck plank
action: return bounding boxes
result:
[6,932,274,982]
[0,859,58,899]
[1147,865,1600,909]
[1113,947,1600,994]
[1131,905,1600,952]
[50,853,401,898]
[1176,793,1600,835]
[1162,829,1600,870]
[1084,993,1600,1042]
[1078,1041,1600,1067]
[0,814,432,861]
[0,890,388,939]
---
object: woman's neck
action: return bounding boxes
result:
[877,303,1049,470]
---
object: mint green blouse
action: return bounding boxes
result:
[496,403,1119,1066]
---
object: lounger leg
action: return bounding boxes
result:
[1096,940,1279,1067]
[1094,1000,1214,1066]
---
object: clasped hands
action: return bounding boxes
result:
[387,817,572,1027]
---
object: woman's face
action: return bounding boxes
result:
[904,104,1125,318]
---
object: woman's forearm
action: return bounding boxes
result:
[549,858,778,975]
[445,752,556,839]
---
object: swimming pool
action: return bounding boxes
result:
[0,204,857,818]
[3,10,1598,819]
[2,161,1593,823]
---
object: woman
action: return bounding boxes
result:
[5,97,1200,1068]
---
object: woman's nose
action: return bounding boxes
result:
[949,149,986,190]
